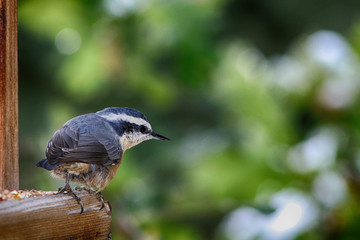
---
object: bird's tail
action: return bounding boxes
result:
[36,159,60,170]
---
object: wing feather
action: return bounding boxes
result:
[46,113,122,166]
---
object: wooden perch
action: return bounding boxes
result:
[0,190,112,239]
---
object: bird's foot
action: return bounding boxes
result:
[75,186,105,210]
[57,185,84,214]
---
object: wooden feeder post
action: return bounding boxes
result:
[0,0,19,190]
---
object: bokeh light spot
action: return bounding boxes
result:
[55,28,82,55]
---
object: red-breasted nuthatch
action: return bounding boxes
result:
[36,107,170,213]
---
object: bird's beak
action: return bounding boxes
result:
[150,131,170,141]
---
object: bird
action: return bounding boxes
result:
[36,107,170,213]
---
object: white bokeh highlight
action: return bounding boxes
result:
[287,127,339,173]
[55,28,82,55]
[222,189,319,240]
[312,171,347,208]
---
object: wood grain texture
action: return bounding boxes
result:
[0,0,19,190]
[0,190,112,239]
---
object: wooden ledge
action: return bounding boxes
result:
[0,190,112,239]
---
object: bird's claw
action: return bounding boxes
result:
[57,185,84,214]
[68,190,84,214]
[75,187,105,211]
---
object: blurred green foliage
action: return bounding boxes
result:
[18,0,360,239]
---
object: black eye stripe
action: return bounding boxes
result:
[109,120,150,135]
[123,122,149,134]
[140,125,147,133]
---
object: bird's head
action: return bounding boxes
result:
[96,107,170,150]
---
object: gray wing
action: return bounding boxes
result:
[46,113,122,166]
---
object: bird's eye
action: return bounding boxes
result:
[140,125,148,133]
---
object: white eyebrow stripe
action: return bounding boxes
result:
[99,113,151,129]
